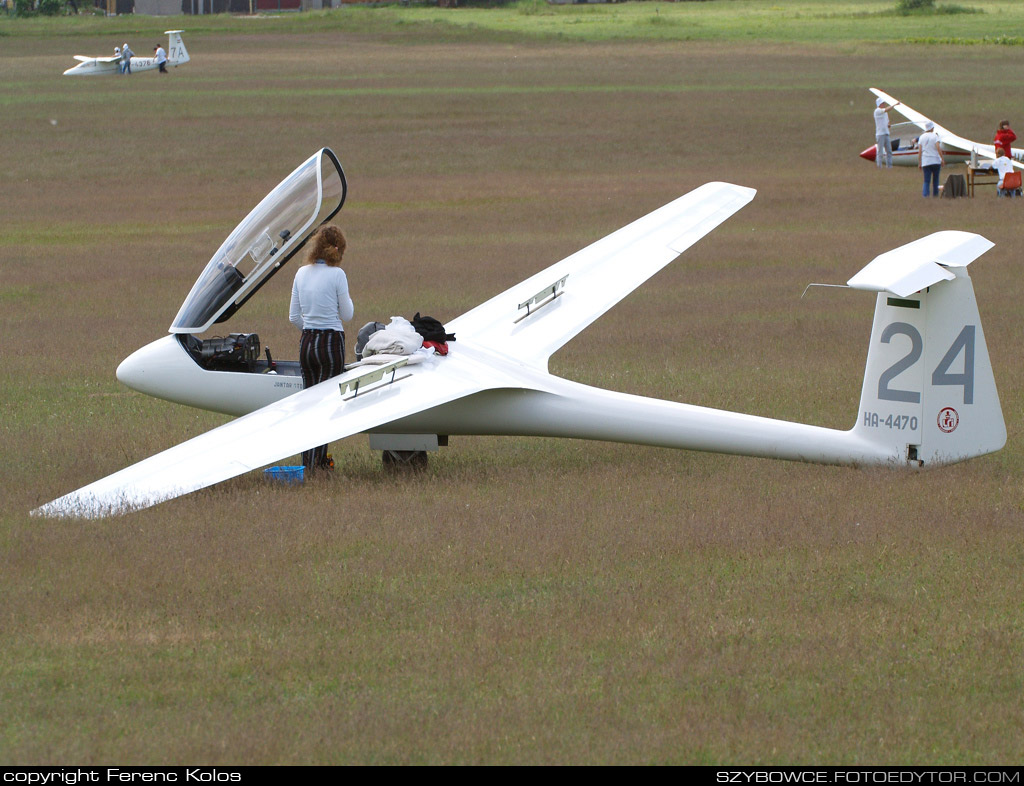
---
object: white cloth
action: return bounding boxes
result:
[873,107,890,136]
[289,262,353,331]
[362,316,423,357]
[918,131,943,166]
[980,156,1015,187]
[348,348,433,367]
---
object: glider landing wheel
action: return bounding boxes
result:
[381,450,428,472]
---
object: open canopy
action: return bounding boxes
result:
[170,148,347,334]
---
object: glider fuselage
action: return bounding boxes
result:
[117,331,895,468]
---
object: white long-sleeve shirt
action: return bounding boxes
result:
[979,155,1016,187]
[289,262,354,331]
[873,107,890,136]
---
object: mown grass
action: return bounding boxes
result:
[2,5,1024,766]
[2,0,1024,44]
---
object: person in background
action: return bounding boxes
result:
[120,43,133,75]
[289,225,354,474]
[154,43,168,74]
[976,148,1019,197]
[994,120,1016,160]
[918,121,944,197]
[873,97,899,169]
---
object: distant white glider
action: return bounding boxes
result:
[861,87,1024,168]
[63,30,189,76]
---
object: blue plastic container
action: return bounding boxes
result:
[263,465,304,484]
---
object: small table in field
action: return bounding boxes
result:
[966,164,999,197]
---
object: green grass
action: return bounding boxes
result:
[2,0,1024,44]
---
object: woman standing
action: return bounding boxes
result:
[289,224,354,473]
[918,121,944,198]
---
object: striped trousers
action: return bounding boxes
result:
[299,329,345,471]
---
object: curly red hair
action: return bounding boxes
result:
[306,225,347,267]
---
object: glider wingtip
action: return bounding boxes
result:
[702,181,757,201]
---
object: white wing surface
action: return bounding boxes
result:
[36,181,753,518]
[449,182,755,370]
[871,88,1022,167]
[847,231,994,297]
[34,351,524,518]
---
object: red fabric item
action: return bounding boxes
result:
[423,340,449,356]
[994,128,1017,156]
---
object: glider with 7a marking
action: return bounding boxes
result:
[35,148,1006,518]
[860,87,1024,166]
[62,30,189,76]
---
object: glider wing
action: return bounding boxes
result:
[449,181,755,370]
[34,350,524,518]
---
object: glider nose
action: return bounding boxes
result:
[116,345,150,392]
[116,335,184,396]
[860,145,878,162]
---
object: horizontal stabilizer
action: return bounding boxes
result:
[847,231,994,297]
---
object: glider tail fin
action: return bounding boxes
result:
[166,30,189,66]
[849,233,1005,466]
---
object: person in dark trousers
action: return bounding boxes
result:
[918,121,944,197]
[154,44,167,73]
[288,225,354,473]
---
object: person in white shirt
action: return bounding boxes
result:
[873,97,899,169]
[978,148,1019,196]
[154,44,167,74]
[289,224,354,472]
[917,121,944,197]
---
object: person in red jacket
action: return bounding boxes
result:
[994,120,1016,159]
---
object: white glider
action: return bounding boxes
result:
[861,87,1024,167]
[63,30,189,76]
[34,149,1006,518]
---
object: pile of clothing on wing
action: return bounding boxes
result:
[351,312,456,367]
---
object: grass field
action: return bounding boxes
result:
[2,1,1024,765]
